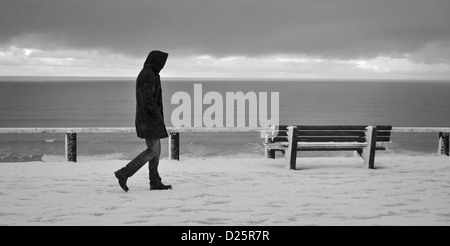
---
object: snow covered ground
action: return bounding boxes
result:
[1,155,450,226]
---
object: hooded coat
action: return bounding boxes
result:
[135,50,169,139]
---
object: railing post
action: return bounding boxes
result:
[439,132,449,156]
[169,132,180,160]
[65,133,77,162]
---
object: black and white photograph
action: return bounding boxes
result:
[1,0,449,231]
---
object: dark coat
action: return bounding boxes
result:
[135,50,169,139]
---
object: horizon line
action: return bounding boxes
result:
[0,75,449,82]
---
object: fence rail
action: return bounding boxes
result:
[0,127,449,162]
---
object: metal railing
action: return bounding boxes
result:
[0,127,449,162]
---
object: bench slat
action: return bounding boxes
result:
[270,126,392,143]
[376,131,392,137]
[272,134,391,142]
[376,136,391,142]
[298,137,367,142]
[297,142,368,148]
[272,136,368,143]
[377,126,393,131]
[303,146,387,151]
[274,131,393,136]
[298,146,364,151]
[277,125,392,131]
[274,130,367,137]
[266,142,367,148]
[300,131,367,136]
[278,125,366,131]
[265,142,387,151]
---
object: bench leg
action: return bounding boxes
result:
[264,131,276,159]
[361,126,377,169]
[286,126,298,170]
[265,148,275,159]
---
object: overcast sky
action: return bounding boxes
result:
[1,0,450,79]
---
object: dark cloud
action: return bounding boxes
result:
[1,0,450,60]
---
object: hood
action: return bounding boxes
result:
[144,50,169,74]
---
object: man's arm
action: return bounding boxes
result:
[141,82,163,123]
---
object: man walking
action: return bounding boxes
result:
[114,50,172,192]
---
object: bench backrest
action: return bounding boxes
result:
[268,125,392,143]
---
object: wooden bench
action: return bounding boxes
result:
[264,125,392,170]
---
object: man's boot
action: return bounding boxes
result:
[150,182,172,190]
[114,171,129,192]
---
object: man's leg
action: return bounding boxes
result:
[147,138,162,185]
[114,138,160,191]
[147,138,172,190]
[119,139,159,177]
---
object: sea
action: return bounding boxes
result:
[1,76,449,162]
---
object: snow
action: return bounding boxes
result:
[1,155,450,226]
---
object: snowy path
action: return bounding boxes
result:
[1,155,450,225]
